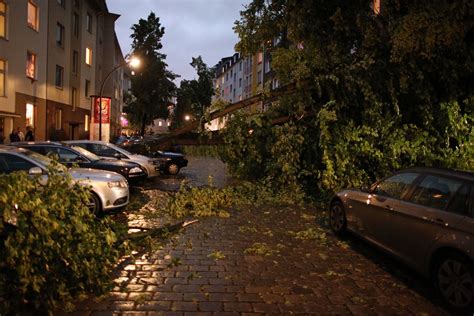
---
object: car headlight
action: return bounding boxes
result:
[108,180,127,188]
[129,166,143,174]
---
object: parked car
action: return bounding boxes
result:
[11,142,147,184]
[64,140,161,178]
[153,150,188,175]
[329,167,474,310]
[0,146,129,214]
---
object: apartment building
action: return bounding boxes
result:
[0,0,125,142]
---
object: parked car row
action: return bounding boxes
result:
[329,167,474,310]
[0,139,189,214]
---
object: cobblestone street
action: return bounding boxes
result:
[73,157,450,315]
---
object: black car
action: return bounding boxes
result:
[12,142,147,184]
[121,137,188,175]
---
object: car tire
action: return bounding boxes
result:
[433,253,474,310]
[87,192,102,215]
[167,163,179,175]
[329,201,347,236]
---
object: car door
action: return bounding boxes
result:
[352,172,421,247]
[382,173,466,270]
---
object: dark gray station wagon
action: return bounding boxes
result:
[329,167,474,310]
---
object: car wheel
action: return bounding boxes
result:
[167,163,179,175]
[329,201,347,235]
[87,192,102,215]
[434,253,474,310]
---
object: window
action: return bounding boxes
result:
[373,0,381,15]
[239,61,242,71]
[84,114,89,131]
[85,79,90,97]
[55,65,63,87]
[265,60,271,73]
[71,87,77,111]
[86,13,92,33]
[0,59,5,96]
[72,13,79,37]
[56,23,64,47]
[27,1,38,31]
[57,0,65,7]
[26,51,36,79]
[239,78,242,88]
[447,184,470,215]
[114,86,119,100]
[55,109,62,130]
[72,50,78,75]
[0,154,35,173]
[373,172,419,200]
[409,175,463,211]
[85,47,92,65]
[257,70,262,84]
[0,1,6,38]
[257,52,263,64]
[26,103,35,127]
[158,121,162,127]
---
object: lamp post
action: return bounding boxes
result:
[98,56,140,141]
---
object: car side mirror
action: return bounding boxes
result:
[28,167,43,175]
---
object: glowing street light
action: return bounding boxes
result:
[98,55,141,141]
[184,115,191,121]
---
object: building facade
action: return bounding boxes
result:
[0,0,125,143]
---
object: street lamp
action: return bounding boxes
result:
[98,56,140,141]
[184,114,191,121]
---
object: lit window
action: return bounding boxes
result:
[158,121,162,127]
[85,47,92,65]
[0,59,5,96]
[26,103,35,127]
[373,0,381,15]
[167,121,170,126]
[72,50,78,75]
[86,13,92,33]
[0,1,6,38]
[257,52,263,63]
[55,65,63,87]
[56,23,64,47]
[55,109,62,130]
[26,51,36,79]
[71,87,77,111]
[27,1,38,31]
[84,114,89,131]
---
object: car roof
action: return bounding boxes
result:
[400,167,474,181]
[0,145,30,154]
[12,141,65,146]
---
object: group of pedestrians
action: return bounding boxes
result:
[0,126,34,144]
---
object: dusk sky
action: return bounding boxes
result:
[107,0,251,84]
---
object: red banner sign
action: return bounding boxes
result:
[93,97,111,124]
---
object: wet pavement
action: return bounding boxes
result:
[71,157,451,315]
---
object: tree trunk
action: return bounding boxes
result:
[140,113,147,136]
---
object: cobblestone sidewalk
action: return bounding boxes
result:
[69,157,450,315]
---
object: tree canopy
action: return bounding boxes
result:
[124,12,177,135]
[220,0,473,193]
[172,56,215,129]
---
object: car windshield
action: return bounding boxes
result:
[108,143,133,156]
[21,149,67,172]
[71,146,100,161]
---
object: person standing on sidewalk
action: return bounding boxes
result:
[10,127,21,143]
[25,126,35,141]
[0,128,4,144]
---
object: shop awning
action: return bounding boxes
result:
[0,111,22,118]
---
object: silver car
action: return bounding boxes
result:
[0,146,129,214]
[65,140,160,178]
[329,167,474,310]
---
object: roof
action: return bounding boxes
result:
[11,141,63,146]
